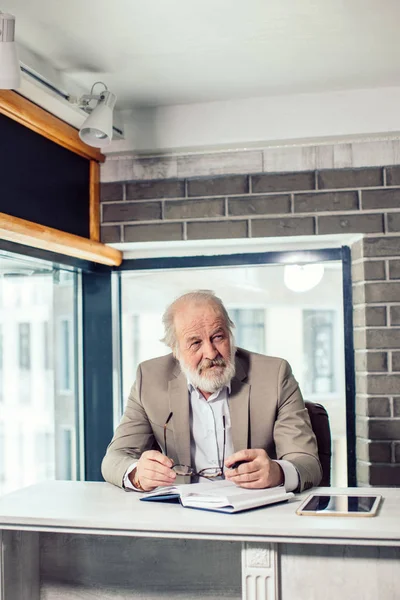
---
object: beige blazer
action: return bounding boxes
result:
[101,348,322,492]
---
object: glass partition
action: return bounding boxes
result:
[0,250,82,496]
[119,259,347,486]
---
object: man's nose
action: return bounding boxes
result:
[203,339,218,360]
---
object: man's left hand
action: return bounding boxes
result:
[224,449,284,489]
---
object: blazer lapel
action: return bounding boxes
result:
[229,355,250,452]
[168,363,191,467]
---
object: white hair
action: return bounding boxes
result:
[161,289,234,353]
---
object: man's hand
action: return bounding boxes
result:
[224,449,284,489]
[129,450,176,492]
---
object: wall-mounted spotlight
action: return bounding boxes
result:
[0,13,21,89]
[78,82,117,148]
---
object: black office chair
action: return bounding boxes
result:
[304,401,332,487]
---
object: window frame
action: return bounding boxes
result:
[114,246,356,485]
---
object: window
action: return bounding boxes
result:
[119,256,348,486]
[0,250,82,496]
[18,322,31,370]
[0,325,3,401]
[43,321,51,370]
[58,426,73,480]
[57,319,72,392]
[0,424,4,492]
[229,308,265,354]
[303,310,335,395]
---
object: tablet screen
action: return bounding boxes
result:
[297,494,381,516]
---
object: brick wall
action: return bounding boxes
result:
[100,164,400,486]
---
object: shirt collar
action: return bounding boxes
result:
[187,378,231,395]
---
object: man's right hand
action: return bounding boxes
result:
[129,450,176,492]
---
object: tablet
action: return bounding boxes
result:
[296,494,382,517]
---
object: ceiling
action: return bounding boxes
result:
[2,0,400,110]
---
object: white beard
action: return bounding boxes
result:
[179,347,236,394]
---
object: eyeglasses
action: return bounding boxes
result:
[163,411,226,480]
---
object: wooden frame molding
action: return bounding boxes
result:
[90,160,100,242]
[0,212,122,267]
[0,90,105,162]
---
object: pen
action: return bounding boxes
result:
[229,460,247,469]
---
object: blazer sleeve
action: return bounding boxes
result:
[274,359,322,491]
[101,365,158,488]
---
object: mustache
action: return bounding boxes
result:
[198,356,227,374]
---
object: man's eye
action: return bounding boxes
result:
[213,335,223,341]
[191,341,200,348]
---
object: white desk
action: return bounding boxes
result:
[0,482,399,600]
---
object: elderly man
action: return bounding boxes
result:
[101,290,322,493]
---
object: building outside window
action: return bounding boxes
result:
[229,308,265,354]
[18,322,31,370]
[0,251,82,496]
[303,310,335,395]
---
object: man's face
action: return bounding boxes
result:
[174,302,235,393]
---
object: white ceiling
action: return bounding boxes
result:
[2,0,400,109]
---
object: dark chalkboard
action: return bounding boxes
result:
[0,111,90,238]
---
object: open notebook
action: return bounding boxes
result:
[140,480,294,513]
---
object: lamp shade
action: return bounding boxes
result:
[284,263,325,293]
[0,14,21,89]
[79,91,117,148]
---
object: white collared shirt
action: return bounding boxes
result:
[124,382,299,492]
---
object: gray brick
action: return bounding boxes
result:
[352,284,365,306]
[395,443,400,463]
[187,220,247,240]
[386,165,400,186]
[356,439,392,463]
[365,282,400,303]
[318,167,383,189]
[365,306,387,326]
[353,329,366,350]
[356,460,369,485]
[363,236,400,258]
[352,260,386,282]
[126,179,185,200]
[353,307,365,327]
[100,225,121,243]
[368,418,400,440]
[369,464,400,485]
[251,216,314,238]
[100,182,124,202]
[362,188,400,210]
[369,442,392,463]
[390,306,400,325]
[356,396,391,417]
[392,351,400,371]
[294,191,358,213]
[355,306,388,328]
[318,213,384,235]
[351,239,363,261]
[187,175,248,197]
[124,222,183,243]
[389,260,400,279]
[165,198,225,220]
[366,329,400,349]
[355,351,388,372]
[362,374,400,395]
[228,194,290,216]
[356,416,369,438]
[102,201,161,223]
[251,171,314,193]
[387,213,400,232]
[394,399,400,416]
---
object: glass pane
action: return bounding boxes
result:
[120,261,347,486]
[0,251,82,496]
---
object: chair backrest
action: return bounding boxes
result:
[304,401,332,487]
